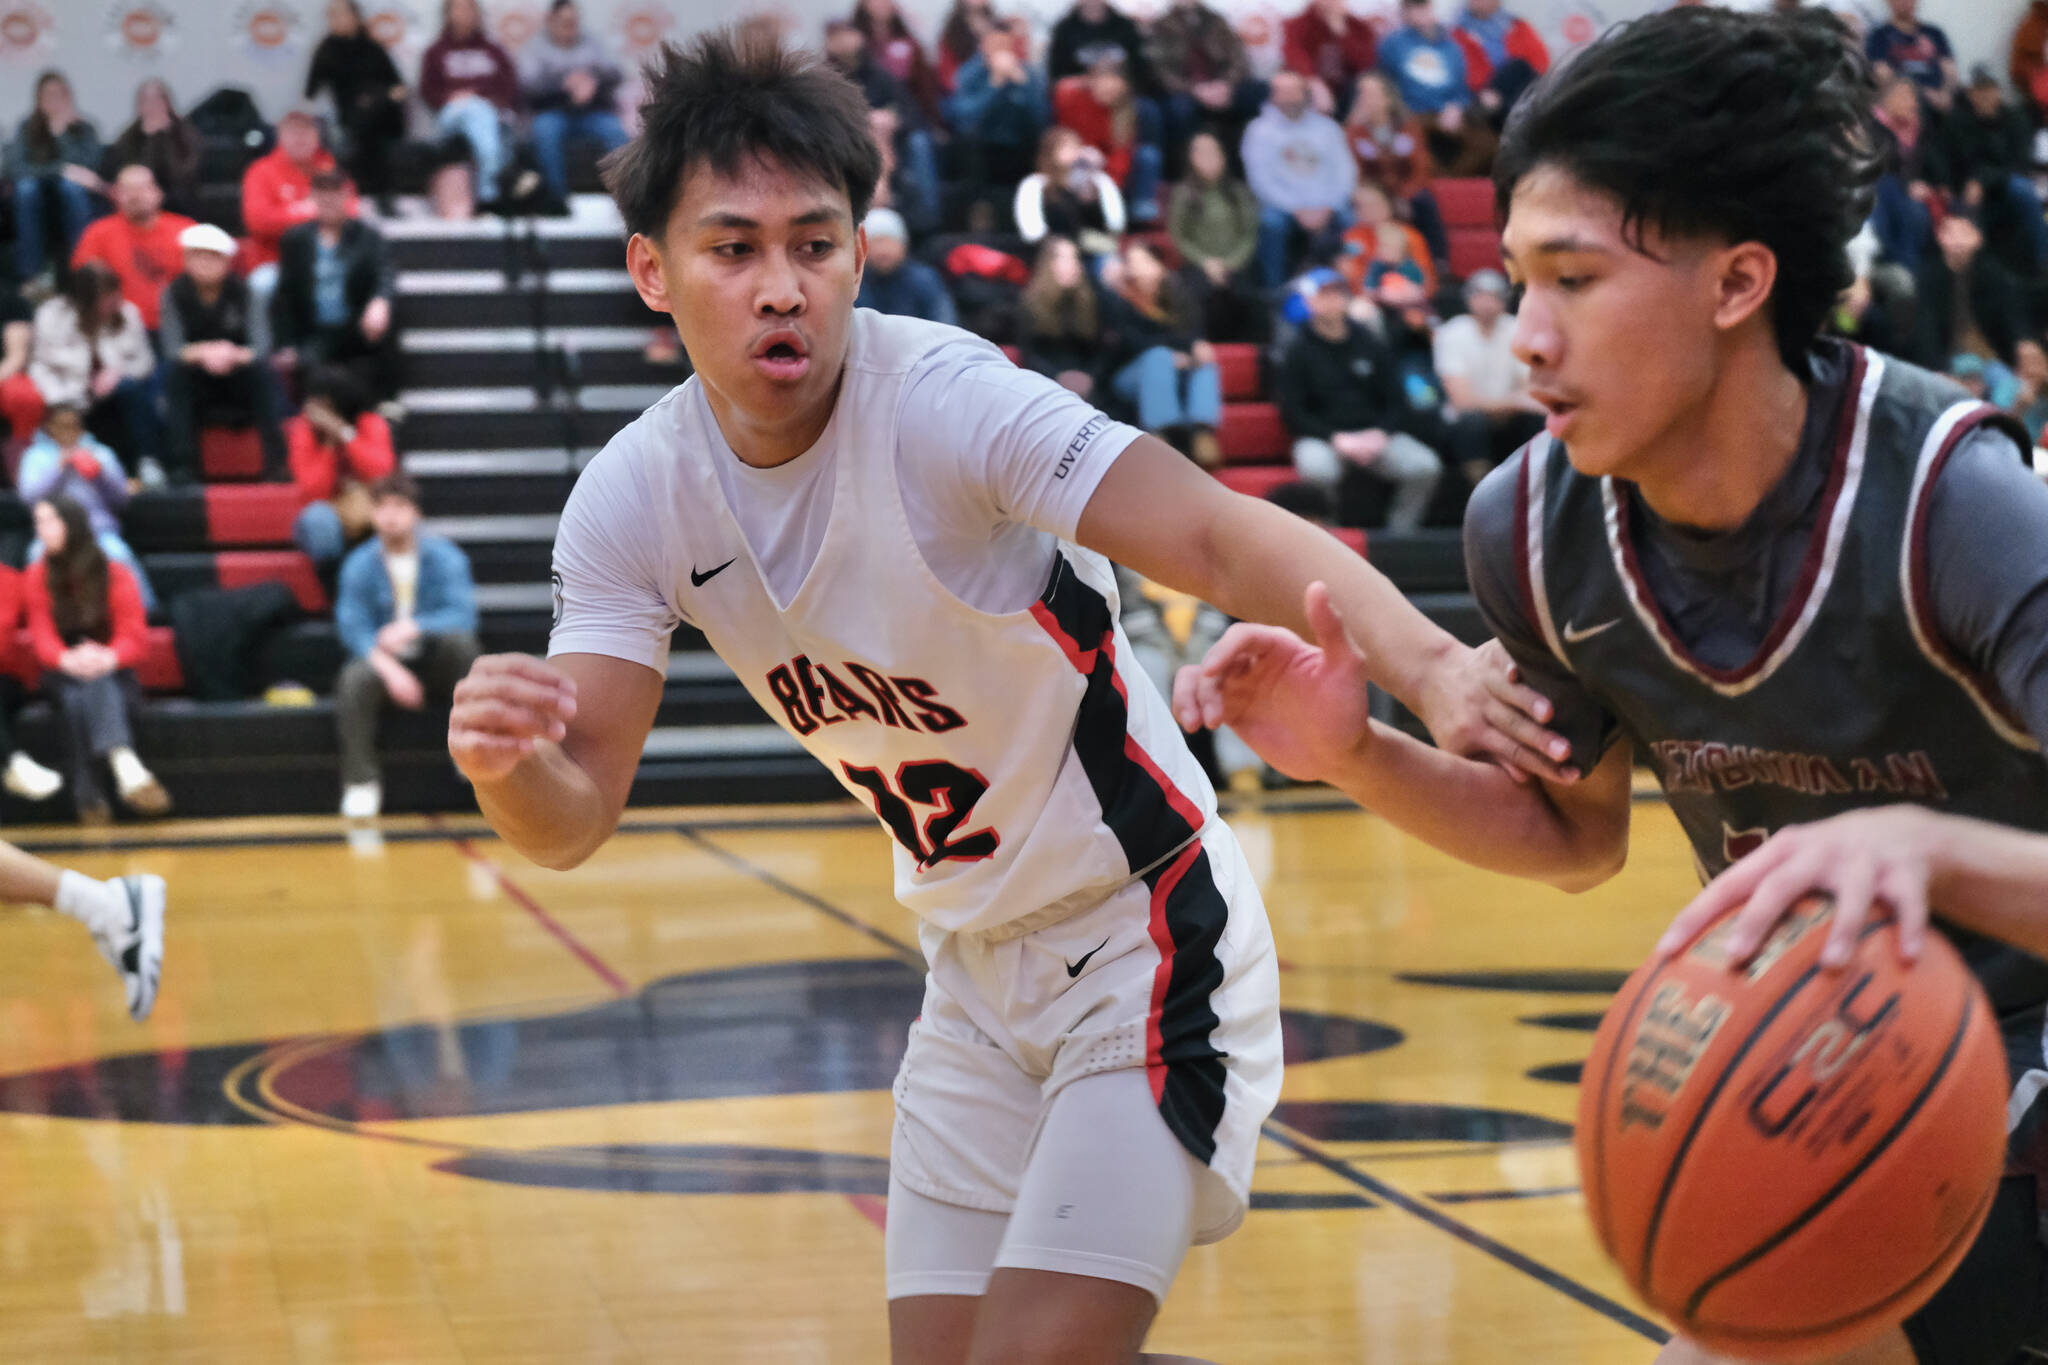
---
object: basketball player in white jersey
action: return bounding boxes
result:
[0,843,164,1022]
[444,29,1559,1364]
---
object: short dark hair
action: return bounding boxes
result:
[371,472,421,507]
[303,364,369,422]
[1494,6,1879,377]
[603,26,883,242]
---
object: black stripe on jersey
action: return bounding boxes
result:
[1141,839,1230,1165]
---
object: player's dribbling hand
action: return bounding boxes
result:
[1173,582,1374,783]
[448,654,579,784]
[1418,638,1576,787]
[1653,807,1942,971]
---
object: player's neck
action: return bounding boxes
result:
[703,372,842,469]
[1629,343,1808,533]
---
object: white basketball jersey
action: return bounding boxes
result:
[564,312,1217,935]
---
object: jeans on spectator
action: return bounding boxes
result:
[42,668,141,816]
[13,175,94,281]
[1993,174,2048,272]
[529,107,630,202]
[28,534,157,615]
[85,375,163,473]
[898,128,944,234]
[1257,204,1350,287]
[1292,433,1442,532]
[1112,347,1221,433]
[1872,174,1933,276]
[335,630,481,786]
[437,95,507,203]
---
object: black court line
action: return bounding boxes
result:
[686,827,1670,1348]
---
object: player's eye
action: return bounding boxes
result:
[712,242,753,258]
[802,239,837,258]
[1556,275,1592,294]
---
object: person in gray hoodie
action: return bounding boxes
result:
[519,0,628,203]
[1240,69,1356,285]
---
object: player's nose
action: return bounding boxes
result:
[1512,295,1558,372]
[753,248,806,317]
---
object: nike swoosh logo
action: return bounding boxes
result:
[1065,937,1111,979]
[1562,617,1622,645]
[690,558,737,588]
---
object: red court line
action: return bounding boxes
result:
[439,822,632,997]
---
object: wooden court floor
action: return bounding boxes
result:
[0,791,1707,1364]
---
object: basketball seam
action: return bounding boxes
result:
[1681,985,1979,1322]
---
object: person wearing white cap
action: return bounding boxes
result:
[1430,266,1544,486]
[158,220,278,485]
[853,207,959,326]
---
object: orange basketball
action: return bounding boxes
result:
[1577,895,2009,1361]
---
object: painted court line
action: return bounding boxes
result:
[438,820,632,997]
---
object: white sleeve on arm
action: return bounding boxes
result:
[897,343,1144,542]
[547,445,681,674]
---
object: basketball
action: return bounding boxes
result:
[1577,896,2011,1360]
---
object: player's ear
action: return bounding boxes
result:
[625,233,672,314]
[852,223,868,288]
[1710,240,1778,337]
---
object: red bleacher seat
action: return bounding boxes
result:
[1433,178,1495,231]
[203,484,300,547]
[215,550,327,613]
[1217,402,1289,463]
[199,426,264,481]
[1215,343,1260,401]
[1216,465,1297,500]
[1447,227,1505,280]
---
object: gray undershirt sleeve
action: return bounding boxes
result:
[1924,426,2048,753]
[1463,458,1622,771]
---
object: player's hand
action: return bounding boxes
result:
[1653,807,1945,971]
[448,653,579,784]
[1416,637,1575,785]
[1173,581,1374,783]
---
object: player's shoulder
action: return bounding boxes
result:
[1466,437,1541,553]
[846,308,1007,384]
[560,380,698,527]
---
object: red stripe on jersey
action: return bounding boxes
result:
[1143,839,1204,1105]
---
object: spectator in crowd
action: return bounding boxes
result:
[27,263,159,480]
[945,19,1049,206]
[1114,562,1268,792]
[103,80,200,219]
[854,208,957,324]
[1053,51,1165,223]
[520,0,628,205]
[160,223,276,487]
[1275,268,1441,530]
[420,0,522,208]
[1168,131,1263,341]
[0,282,35,446]
[306,0,409,209]
[1450,0,1548,124]
[939,0,1002,93]
[2013,336,2048,443]
[241,107,350,305]
[1431,268,1542,484]
[853,0,946,126]
[1147,0,1263,155]
[1913,214,2028,397]
[1339,183,1435,298]
[1379,0,1472,123]
[333,473,479,819]
[17,405,153,611]
[1014,126,1127,258]
[1014,236,1105,397]
[1282,0,1378,117]
[1944,67,2048,274]
[1244,70,1355,286]
[825,21,943,230]
[70,164,193,333]
[1099,238,1222,467]
[0,564,61,802]
[1049,0,1154,89]
[1870,72,1942,276]
[1342,71,1452,260]
[273,169,399,405]
[868,105,941,236]
[1867,0,1958,116]
[8,72,105,289]
[24,495,169,823]
[289,365,395,569]
[2015,0,2048,122]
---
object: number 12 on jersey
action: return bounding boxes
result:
[841,761,1002,870]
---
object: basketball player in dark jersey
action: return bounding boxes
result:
[1176,8,2048,1363]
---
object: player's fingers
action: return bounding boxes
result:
[1821,857,1878,969]
[1878,865,1933,965]
[1172,664,1205,731]
[450,699,566,742]
[1199,624,1288,678]
[1481,700,1575,781]
[475,652,576,694]
[1303,583,1361,664]
[1661,843,1792,960]
[1723,848,1829,965]
[455,674,577,719]
[1477,644,1554,726]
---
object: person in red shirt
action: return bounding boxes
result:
[69,164,193,333]
[1450,0,1550,124]
[287,365,396,568]
[240,107,350,301]
[23,495,169,824]
[420,0,523,207]
[1283,0,1378,117]
[1051,52,1164,222]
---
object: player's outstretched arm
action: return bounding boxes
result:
[1076,435,1573,782]
[1656,808,2048,971]
[449,651,664,870]
[1182,583,1631,890]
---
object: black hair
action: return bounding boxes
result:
[603,26,883,242]
[39,495,109,646]
[371,471,422,507]
[1494,6,1879,377]
[303,364,369,423]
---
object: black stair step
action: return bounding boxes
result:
[401,406,641,451]
[403,348,685,391]
[460,542,554,584]
[1365,530,1470,595]
[412,470,576,518]
[398,290,654,330]
[388,234,624,273]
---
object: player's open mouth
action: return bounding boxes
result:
[1533,389,1581,438]
[751,331,811,382]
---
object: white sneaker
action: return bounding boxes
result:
[110,749,171,817]
[3,751,61,801]
[136,457,168,491]
[91,875,166,1022]
[341,782,383,819]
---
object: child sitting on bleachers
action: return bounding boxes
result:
[16,405,155,613]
